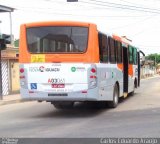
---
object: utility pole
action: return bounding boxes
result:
[9,12,13,45]
[155,55,157,66]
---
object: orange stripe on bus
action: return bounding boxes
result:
[128,64,133,77]
[117,63,123,71]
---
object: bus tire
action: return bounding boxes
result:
[130,79,137,96]
[52,102,74,109]
[107,84,119,108]
[130,89,135,96]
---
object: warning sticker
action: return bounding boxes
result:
[31,55,45,63]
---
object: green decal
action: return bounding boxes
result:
[112,72,114,78]
[71,67,76,72]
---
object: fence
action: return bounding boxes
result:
[141,65,156,79]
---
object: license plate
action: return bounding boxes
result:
[51,84,65,88]
[48,93,68,96]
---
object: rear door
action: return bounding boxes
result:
[123,46,128,94]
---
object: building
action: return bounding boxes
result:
[0,5,18,96]
[1,44,19,95]
[141,60,156,78]
[156,63,160,74]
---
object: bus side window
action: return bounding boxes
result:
[98,33,108,63]
[133,47,137,65]
[116,41,122,63]
[109,37,116,63]
[129,46,133,64]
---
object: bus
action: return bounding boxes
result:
[19,21,142,109]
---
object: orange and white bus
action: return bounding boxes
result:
[19,21,142,109]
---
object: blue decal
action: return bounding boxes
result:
[31,83,37,89]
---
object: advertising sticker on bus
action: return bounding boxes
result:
[31,54,45,63]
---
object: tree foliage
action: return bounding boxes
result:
[146,53,160,65]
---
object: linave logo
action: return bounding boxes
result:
[29,66,60,72]
[39,66,45,72]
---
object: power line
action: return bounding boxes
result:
[4,0,160,17]
[110,14,156,30]
[137,45,160,48]
[3,0,160,15]
[14,5,151,18]
[79,0,160,14]
[34,0,160,15]
[118,0,153,7]
[90,0,160,12]
[139,45,160,48]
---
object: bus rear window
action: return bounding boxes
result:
[26,26,88,53]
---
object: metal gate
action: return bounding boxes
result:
[1,60,9,96]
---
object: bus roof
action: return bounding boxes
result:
[22,21,97,28]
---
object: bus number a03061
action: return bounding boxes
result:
[48,78,65,84]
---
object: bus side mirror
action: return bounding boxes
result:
[139,50,145,67]
[140,56,145,66]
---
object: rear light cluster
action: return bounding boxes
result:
[91,68,96,73]
[20,68,25,79]
[19,67,25,86]
[89,65,97,88]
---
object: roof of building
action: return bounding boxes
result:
[0,5,14,12]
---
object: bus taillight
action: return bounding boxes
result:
[91,68,96,73]
[20,68,24,73]
[89,65,97,88]
[90,75,97,79]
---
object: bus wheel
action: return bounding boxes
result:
[107,84,119,108]
[52,102,74,109]
[130,80,136,96]
[130,87,135,96]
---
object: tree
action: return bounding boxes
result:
[146,53,160,66]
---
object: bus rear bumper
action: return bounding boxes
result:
[20,88,99,102]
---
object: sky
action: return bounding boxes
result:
[0,0,160,55]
